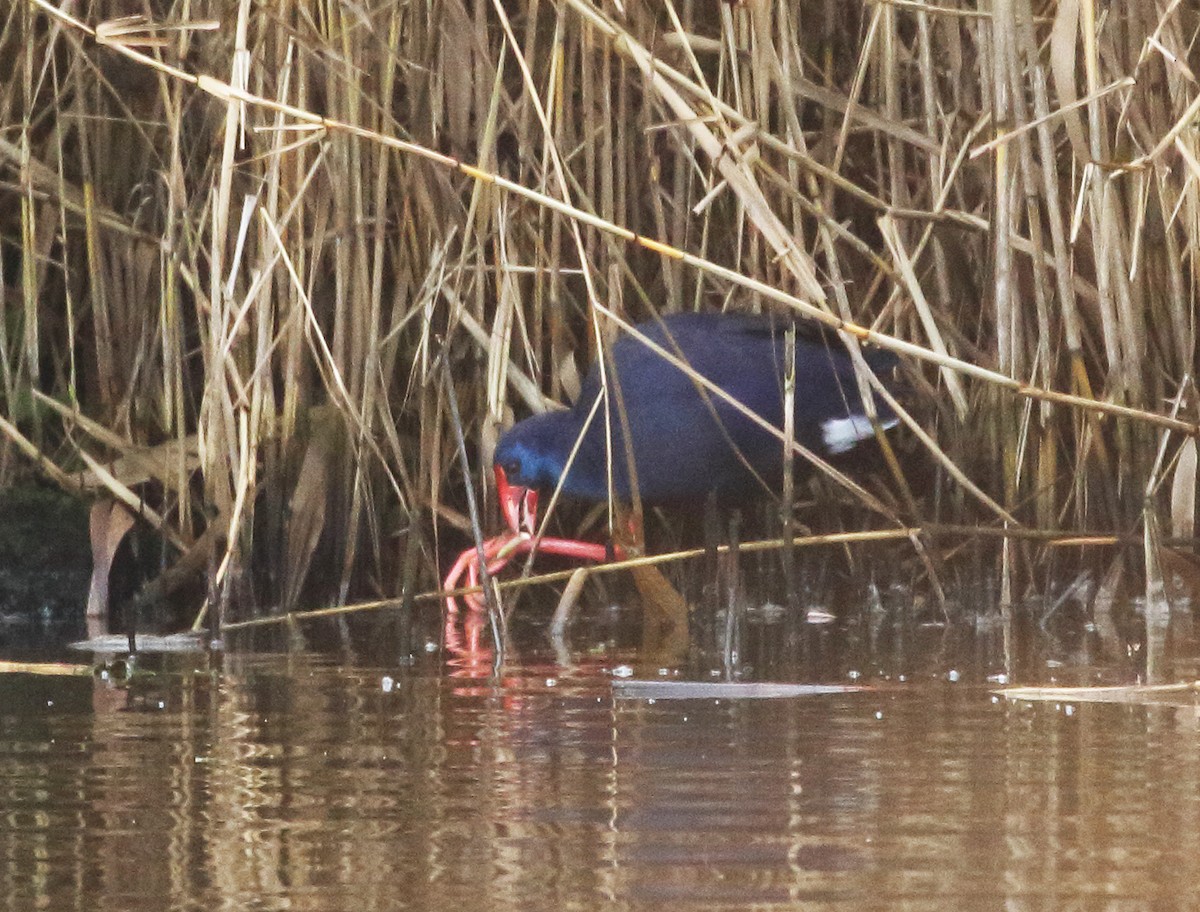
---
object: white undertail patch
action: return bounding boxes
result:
[821,415,899,455]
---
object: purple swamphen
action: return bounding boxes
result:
[444,311,901,638]
[494,311,899,517]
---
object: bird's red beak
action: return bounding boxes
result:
[495,464,538,536]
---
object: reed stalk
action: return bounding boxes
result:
[0,0,1195,628]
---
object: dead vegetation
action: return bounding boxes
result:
[0,0,1197,636]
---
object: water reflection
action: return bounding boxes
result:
[3,649,1200,911]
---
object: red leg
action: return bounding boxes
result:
[527,536,625,563]
[442,533,515,656]
[442,532,627,658]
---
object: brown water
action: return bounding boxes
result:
[4,634,1200,912]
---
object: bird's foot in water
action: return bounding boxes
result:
[442,532,623,656]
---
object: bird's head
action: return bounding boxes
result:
[492,410,573,535]
[493,460,538,536]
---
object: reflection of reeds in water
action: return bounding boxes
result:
[0,2,1197,635]
[15,660,1200,909]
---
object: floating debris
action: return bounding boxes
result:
[0,660,94,677]
[612,680,864,700]
[996,681,1200,705]
[69,633,206,654]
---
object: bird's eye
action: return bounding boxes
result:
[503,459,521,479]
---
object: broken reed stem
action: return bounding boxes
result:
[218,523,1191,633]
[442,362,507,654]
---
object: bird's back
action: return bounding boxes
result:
[563,312,897,501]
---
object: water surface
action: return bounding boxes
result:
[4,641,1199,911]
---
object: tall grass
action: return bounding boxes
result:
[0,0,1196,624]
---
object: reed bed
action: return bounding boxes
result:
[0,0,1197,631]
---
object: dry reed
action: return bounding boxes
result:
[0,0,1197,631]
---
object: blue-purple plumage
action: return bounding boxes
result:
[493,312,898,503]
